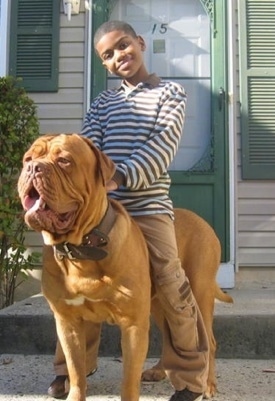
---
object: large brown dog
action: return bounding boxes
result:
[18,134,232,401]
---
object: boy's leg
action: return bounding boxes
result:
[134,214,209,395]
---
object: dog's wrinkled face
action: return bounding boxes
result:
[18,133,115,245]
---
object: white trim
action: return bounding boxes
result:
[227,0,237,273]
[217,263,235,289]
[0,0,9,76]
[216,0,237,289]
[84,2,92,113]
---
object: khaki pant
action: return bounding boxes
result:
[53,214,209,393]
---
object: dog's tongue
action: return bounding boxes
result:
[24,195,46,211]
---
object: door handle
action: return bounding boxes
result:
[219,87,225,111]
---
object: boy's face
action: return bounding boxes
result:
[95,30,147,82]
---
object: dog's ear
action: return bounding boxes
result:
[96,147,116,185]
[82,137,116,185]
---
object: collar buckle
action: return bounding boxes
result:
[53,202,116,261]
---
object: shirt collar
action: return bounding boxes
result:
[120,73,161,93]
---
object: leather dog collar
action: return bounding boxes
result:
[54,202,117,261]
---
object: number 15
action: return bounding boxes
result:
[152,23,168,34]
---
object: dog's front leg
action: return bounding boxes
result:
[55,315,86,401]
[120,322,149,401]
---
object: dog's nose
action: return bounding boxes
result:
[27,161,43,174]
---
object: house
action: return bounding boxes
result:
[1,0,275,292]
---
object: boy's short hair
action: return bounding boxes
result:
[94,20,138,48]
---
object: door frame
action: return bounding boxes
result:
[217,0,235,286]
[84,0,236,288]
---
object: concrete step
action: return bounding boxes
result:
[0,287,274,359]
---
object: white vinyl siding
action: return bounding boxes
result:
[238,183,275,266]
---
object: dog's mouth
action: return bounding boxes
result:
[23,186,48,212]
[22,185,78,234]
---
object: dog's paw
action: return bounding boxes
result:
[141,367,166,382]
[204,382,217,399]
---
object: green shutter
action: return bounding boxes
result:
[91,0,108,99]
[9,0,60,92]
[239,0,275,179]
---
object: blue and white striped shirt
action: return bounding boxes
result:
[81,74,187,218]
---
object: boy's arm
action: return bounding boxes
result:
[81,102,103,149]
[116,82,186,190]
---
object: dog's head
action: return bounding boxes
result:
[18,133,115,245]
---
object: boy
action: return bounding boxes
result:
[48,20,209,401]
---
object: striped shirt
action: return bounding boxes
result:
[81,74,187,218]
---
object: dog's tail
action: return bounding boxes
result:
[214,283,234,303]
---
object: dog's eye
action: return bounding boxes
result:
[57,157,71,167]
[24,155,32,163]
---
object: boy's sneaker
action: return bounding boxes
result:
[47,368,97,399]
[169,388,203,401]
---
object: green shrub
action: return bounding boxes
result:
[0,76,41,308]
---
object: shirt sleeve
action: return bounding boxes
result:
[81,97,103,149]
[117,82,186,190]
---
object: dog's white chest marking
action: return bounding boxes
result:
[65,296,85,306]
[64,295,107,306]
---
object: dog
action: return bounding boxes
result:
[18,133,232,401]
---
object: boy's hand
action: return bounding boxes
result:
[106,180,118,192]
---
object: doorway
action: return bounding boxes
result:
[90,0,233,287]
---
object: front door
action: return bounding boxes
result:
[90,0,233,287]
